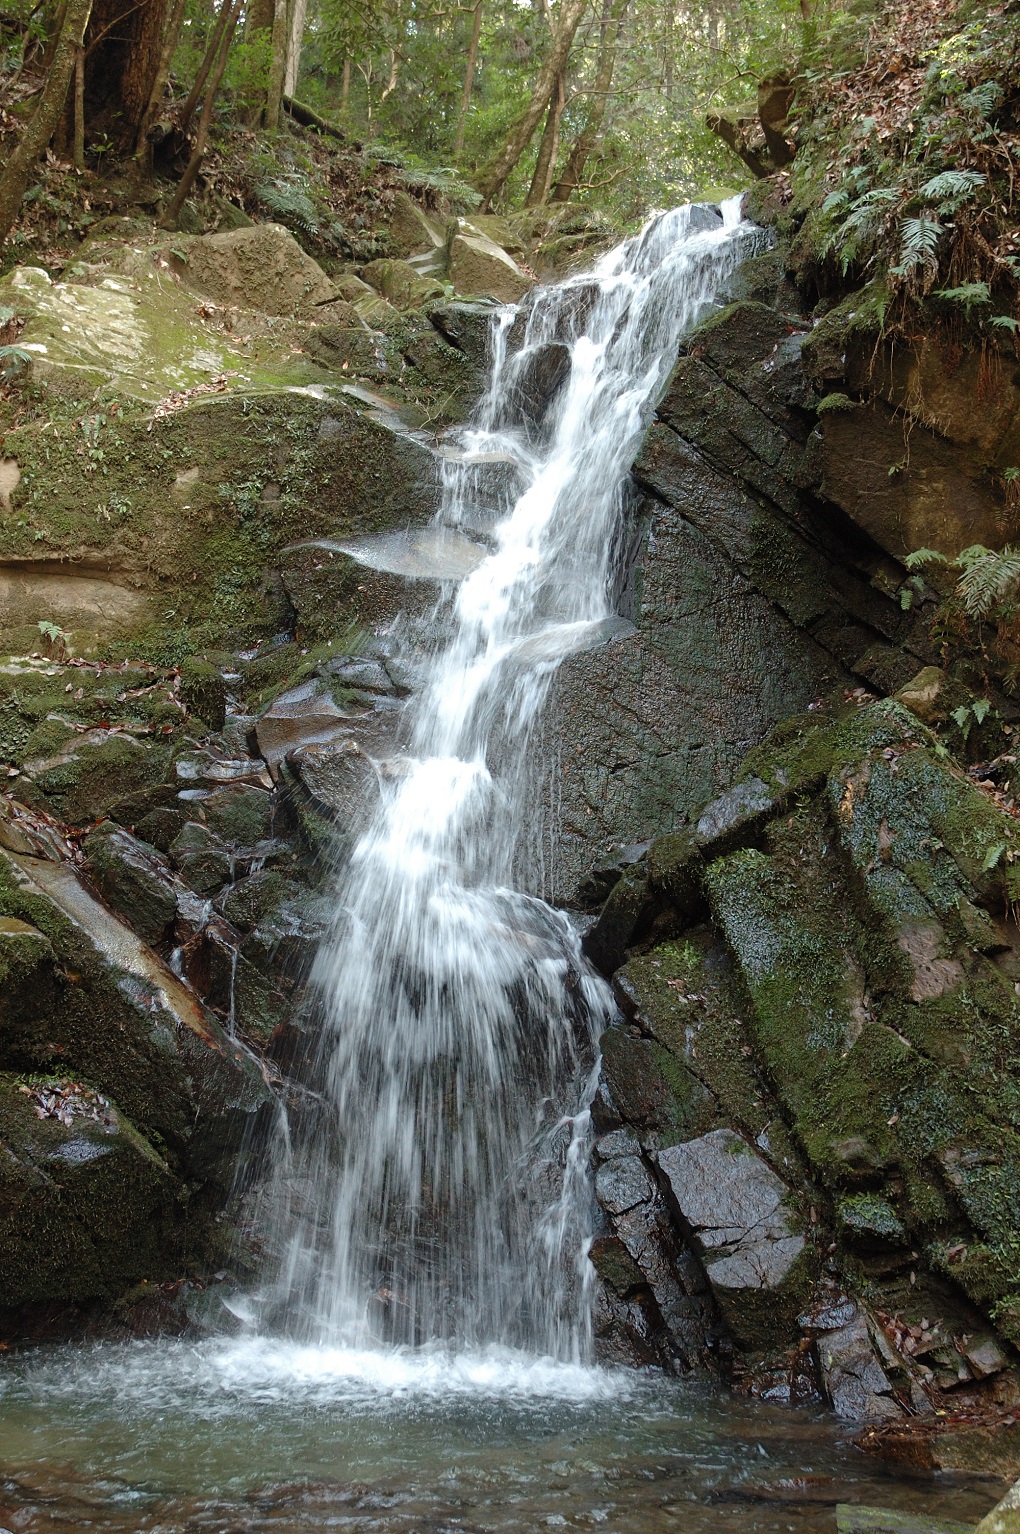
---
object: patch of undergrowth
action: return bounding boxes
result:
[786,0,1020,335]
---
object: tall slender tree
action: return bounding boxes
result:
[477,0,589,206]
[0,0,94,245]
[454,0,482,158]
[161,0,243,224]
[551,0,627,201]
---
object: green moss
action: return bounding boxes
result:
[0,1071,182,1308]
[837,1191,906,1241]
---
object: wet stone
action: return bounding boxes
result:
[321,658,395,694]
[83,822,180,947]
[694,776,780,854]
[594,1154,653,1215]
[817,1309,902,1421]
[595,1127,642,1160]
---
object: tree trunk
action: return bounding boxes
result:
[476,0,588,207]
[454,0,482,159]
[525,71,565,205]
[284,0,306,97]
[83,0,173,149]
[161,0,243,226]
[180,0,232,137]
[551,0,626,202]
[73,42,85,168]
[662,0,672,100]
[133,0,187,167]
[341,58,351,110]
[264,0,289,128]
[0,0,93,247]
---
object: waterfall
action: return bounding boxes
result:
[262,200,751,1360]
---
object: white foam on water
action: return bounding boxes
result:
[6,1336,634,1415]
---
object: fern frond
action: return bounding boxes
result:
[904,547,949,569]
[895,215,943,275]
[954,543,995,569]
[957,545,1020,617]
[935,281,991,307]
[254,178,320,235]
[920,169,986,205]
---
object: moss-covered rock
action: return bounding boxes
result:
[179,657,227,731]
[0,1073,179,1308]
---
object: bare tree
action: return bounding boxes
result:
[161,0,244,226]
[454,0,483,159]
[264,0,289,128]
[133,0,188,170]
[525,70,565,205]
[284,0,307,97]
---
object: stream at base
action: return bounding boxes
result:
[0,1339,997,1532]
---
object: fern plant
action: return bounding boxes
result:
[919,169,987,212]
[254,177,320,236]
[906,544,1020,619]
[892,216,943,281]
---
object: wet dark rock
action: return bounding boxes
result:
[657,1129,808,1351]
[583,864,653,976]
[169,822,234,895]
[196,783,275,846]
[694,777,782,856]
[589,1234,646,1296]
[0,1073,179,1309]
[0,843,269,1310]
[132,805,184,854]
[576,841,651,909]
[599,1026,713,1145]
[217,869,301,932]
[83,822,181,946]
[510,342,571,428]
[430,300,498,370]
[13,731,172,826]
[594,1154,654,1215]
[320,657,394,694]
[817,1309,902,1421]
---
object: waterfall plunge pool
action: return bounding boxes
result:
[0,1336,998,1532]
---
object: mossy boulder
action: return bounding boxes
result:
[0,846,267,1180]
[0,1073,179,1308]
[179,657,227,731]
[361,257,444,311]
[15,731,172,826]
[82,821,180,946]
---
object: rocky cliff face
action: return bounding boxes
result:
[4,195,1020,1473]
[564,213,1020,1470]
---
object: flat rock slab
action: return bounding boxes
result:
[2,263,326,401]
[316,528,487,581]
[836,1507,973,1534]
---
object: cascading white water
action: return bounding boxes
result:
[264,200,752,1359]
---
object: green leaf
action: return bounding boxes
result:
[904,547,948,569]
[935,282,991,307]
[990,316,1020,332]
[951,705,972,731]
[972,697,991,723]
[983,841,1006,872]
[919,169,986,206]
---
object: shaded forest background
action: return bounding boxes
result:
[0,0,808,249]
[0,0,1015,338]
